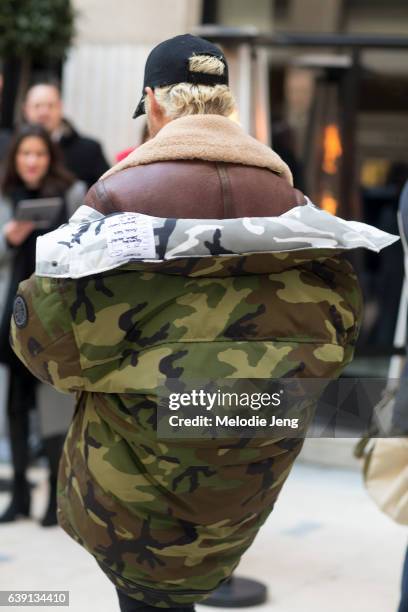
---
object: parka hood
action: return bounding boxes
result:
[36,200,398,280]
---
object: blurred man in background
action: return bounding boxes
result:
[23,82,109,187]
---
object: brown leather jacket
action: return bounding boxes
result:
[85,160,305,219]
[84,114,305,218]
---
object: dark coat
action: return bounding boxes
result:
[58,120,109,188]
[0,181,86,368]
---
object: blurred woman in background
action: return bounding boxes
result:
[0,124,86,526]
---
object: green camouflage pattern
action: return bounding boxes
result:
[10,211,365,607]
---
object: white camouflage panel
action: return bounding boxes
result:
[36,199,399,279]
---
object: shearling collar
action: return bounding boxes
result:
[102,114,293,184]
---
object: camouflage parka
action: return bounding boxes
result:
[10,116,398,608]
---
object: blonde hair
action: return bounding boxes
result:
[145,54,236,119]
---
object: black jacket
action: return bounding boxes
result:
[0,182,82,370]
[58,120,109,188]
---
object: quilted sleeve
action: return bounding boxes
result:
[10,274,84,393]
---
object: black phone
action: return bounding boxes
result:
[15,197,64,229]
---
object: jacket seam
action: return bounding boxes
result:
[215,162,234,217]
[96,180,115,214]
[56,281,85,386]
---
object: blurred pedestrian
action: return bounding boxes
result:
[362,179,408,612]
[366,164,408,347]
[392,180,408,436]
[394,180,408,612]
[0,124,86,526]
[23,81,109,187]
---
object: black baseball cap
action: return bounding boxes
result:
[133,33,229,119]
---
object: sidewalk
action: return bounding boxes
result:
[0,461,405,612]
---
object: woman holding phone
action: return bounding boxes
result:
[0,124,86,526]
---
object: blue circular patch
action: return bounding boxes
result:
[13,295,28,329]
